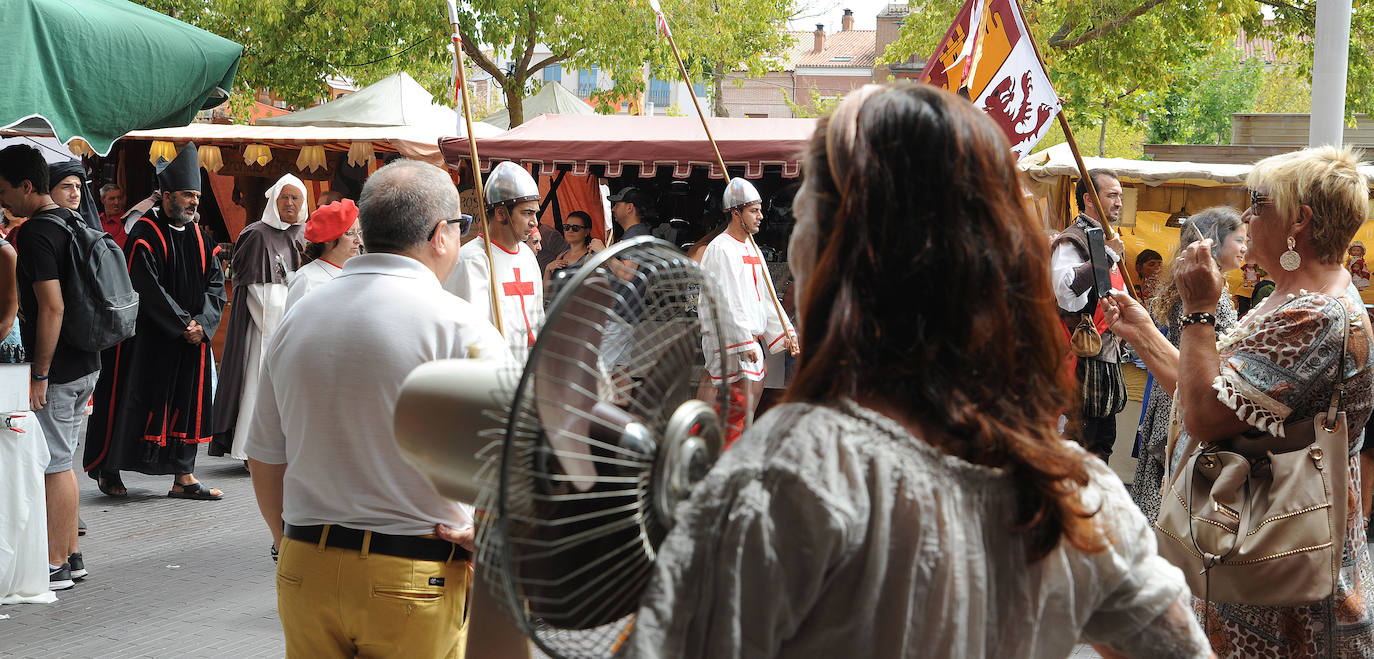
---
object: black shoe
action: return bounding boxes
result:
[78,515,87,536]
[68,552,86,581]
[49,563,73,590]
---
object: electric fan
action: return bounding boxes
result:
[394,236,735,658]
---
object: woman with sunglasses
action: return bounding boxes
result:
[1107,147,1374,656]
[543,210,598,284]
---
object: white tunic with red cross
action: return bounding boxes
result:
[699,232,793,383]
[444,235,544,363]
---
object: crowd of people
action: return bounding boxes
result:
[3,78,1374,659]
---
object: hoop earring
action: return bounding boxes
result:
[1280,235,1301,271]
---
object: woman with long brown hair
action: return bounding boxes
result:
[1130,207,1247,523]
[623,83,1208,657]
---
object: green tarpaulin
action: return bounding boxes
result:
[0,0,242,156]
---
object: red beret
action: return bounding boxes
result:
[304,199,358,243]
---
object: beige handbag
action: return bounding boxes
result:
[1154,304,1352,606]
[1069,314,1102,358]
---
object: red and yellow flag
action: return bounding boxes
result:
[919,0,1061,158]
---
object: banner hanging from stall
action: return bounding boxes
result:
[919,0,1061,158]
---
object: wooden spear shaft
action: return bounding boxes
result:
[448,2,505,334]
[1014,0,1135,296]
[659,15,795,345]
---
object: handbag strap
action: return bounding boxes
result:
[1323,298,1352,431]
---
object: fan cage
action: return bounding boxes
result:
[474,237,734,659]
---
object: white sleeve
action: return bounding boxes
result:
[1051,242,1090,312]
[444,250,493,325]
[284,272,307,312]
[1079,461,1208,655]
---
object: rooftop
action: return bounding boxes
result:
[786,28,878,69]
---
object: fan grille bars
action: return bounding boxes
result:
[475,237,736,658]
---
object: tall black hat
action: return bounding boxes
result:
[155,142,201,192]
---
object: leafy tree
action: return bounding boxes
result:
[1245,2,1374,117]
[1253,65,1312,114]
[879,0,1253,154]
[781,88,843,117]
[646,0,795,117]
[1143,48,1261,145]
[137,0,795,127]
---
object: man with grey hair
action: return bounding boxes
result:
[246,159,510,658]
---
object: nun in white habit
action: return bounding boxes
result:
[210,174,307,460]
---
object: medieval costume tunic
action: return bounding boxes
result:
[444,235,544,363]
[284,258,341,312]
[699,232,791,384]
[84,209,225,476]
[210,175,306,459]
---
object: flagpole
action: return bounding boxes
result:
[447,0,505,335]
[1013,0,1136,296]
[653,3,796,349]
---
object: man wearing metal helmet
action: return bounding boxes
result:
[444,161,545,362]
[699,177,797,446]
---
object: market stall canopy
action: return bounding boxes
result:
[257,71,501,137]
[480,83,596,130]
[0,0,241,156]
[1019,143,1254,187]
[121,123,452,166]
[1020,142,1374,187]
[441,114,818,179]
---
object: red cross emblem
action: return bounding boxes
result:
[501,267,537,346]
[742,254,763,300]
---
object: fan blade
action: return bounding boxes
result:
[533,272,634,492]
[394,359,515,504]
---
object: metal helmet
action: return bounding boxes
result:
[722,177,761,211]
[484,161,540,208]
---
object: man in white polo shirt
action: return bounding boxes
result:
[246,159,511,658]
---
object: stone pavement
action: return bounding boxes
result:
[1,447,283,659]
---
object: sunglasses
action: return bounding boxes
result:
[428,214,472,240]
[1249,189,1271,212]
[563,224,587,232]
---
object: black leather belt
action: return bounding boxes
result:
[284,524,471,562]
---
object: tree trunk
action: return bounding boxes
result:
[1098,117,1107,157]
[506,79,526,127]
[713,62,729,117]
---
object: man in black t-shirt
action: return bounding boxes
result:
[0,145,99,591]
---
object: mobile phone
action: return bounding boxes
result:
[1085,226,1113,299]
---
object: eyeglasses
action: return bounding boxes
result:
[342,229,360,238]
[1249,189,1271,212]
[428,214,472,240]
[563,224,587,232]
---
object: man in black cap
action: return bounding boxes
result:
[608,186,653,242]
[85,142,227,501]
[0,144,99,589]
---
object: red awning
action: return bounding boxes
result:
[440,114,817,180]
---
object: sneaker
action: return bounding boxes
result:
[68,552,86,581]
[49,563,74,590]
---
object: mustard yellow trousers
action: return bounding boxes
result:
[276,534,470,658]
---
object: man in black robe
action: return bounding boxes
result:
[84,142,227,500]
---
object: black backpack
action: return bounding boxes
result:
[33,208,138,352]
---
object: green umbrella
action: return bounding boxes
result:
[0,0,242,156]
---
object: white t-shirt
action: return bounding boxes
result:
[444,236,544,363]
[246,253,512,536]
[699,232,793,382]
